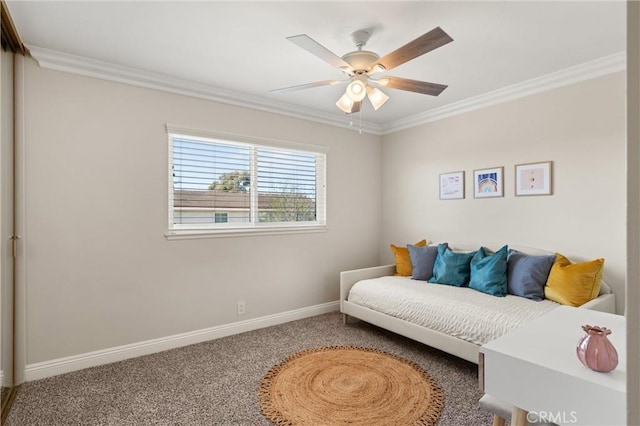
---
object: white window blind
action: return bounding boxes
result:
[257,148,319,223]
[168,129,327,237]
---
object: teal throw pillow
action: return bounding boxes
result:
[428,243,476,287]
[469,245,509,297]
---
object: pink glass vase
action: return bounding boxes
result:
[576,324,618,372]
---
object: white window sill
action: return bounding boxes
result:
[165,225,328,240]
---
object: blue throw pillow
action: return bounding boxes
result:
[507,250,556,301]
[469,245,509,297]
[408,243,445,281]
[428,243,476,287]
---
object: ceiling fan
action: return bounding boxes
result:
[271,27,453,114]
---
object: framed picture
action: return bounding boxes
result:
[439,171,465,200]
[474,167,504,198]
[515,161,552,196]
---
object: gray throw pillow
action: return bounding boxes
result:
[407,244,443,281]
[507,250,556,301]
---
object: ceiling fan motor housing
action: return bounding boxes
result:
[341,50,380,74]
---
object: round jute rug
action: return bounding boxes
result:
[258,346,444,426]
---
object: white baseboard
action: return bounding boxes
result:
[25,301,339,382]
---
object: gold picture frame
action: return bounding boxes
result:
[439,171,465,200]
[515,161,552,196]
[474,167,504,198]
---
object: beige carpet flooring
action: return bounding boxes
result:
[5,312,493,425]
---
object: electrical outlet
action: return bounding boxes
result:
[237,301,245,315]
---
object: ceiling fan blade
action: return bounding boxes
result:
[377,77,448,96]
[270,79,347,94]
[349,101,362,113]
[287,34,352,72]
[373,27,453,72]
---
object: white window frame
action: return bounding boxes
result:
[166,125,328,240]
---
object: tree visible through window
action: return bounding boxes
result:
[168,130,326,233]
[208,171,250,193]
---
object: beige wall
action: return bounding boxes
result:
[20,58,382,364]
[626,1,639,423]
[18,56,629,368]
[381,72,627,314]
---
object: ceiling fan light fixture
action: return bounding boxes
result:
[367,87,389,110]
[336,93,355,113]
[370,64,386,75]
[345,79,367,102]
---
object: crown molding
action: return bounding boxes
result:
[382,51,626,134]
[27,46,624,137]
[27,45,384,135]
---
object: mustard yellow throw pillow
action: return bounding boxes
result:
[390,239,427,276]
[544,253,604,307]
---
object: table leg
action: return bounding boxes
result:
[511,407,528,426]
[491,414,505,426]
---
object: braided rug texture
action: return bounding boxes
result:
[258,346,445,426]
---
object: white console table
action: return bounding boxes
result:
[480,306,626,426]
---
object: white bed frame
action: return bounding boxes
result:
[340,245,617,364]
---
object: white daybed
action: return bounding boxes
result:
[340,244,616,364]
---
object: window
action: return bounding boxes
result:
[214,213,228,223]
[167,126,327,238]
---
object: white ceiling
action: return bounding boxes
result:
[6,1,626,130]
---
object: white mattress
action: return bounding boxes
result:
[347,276,560,345]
